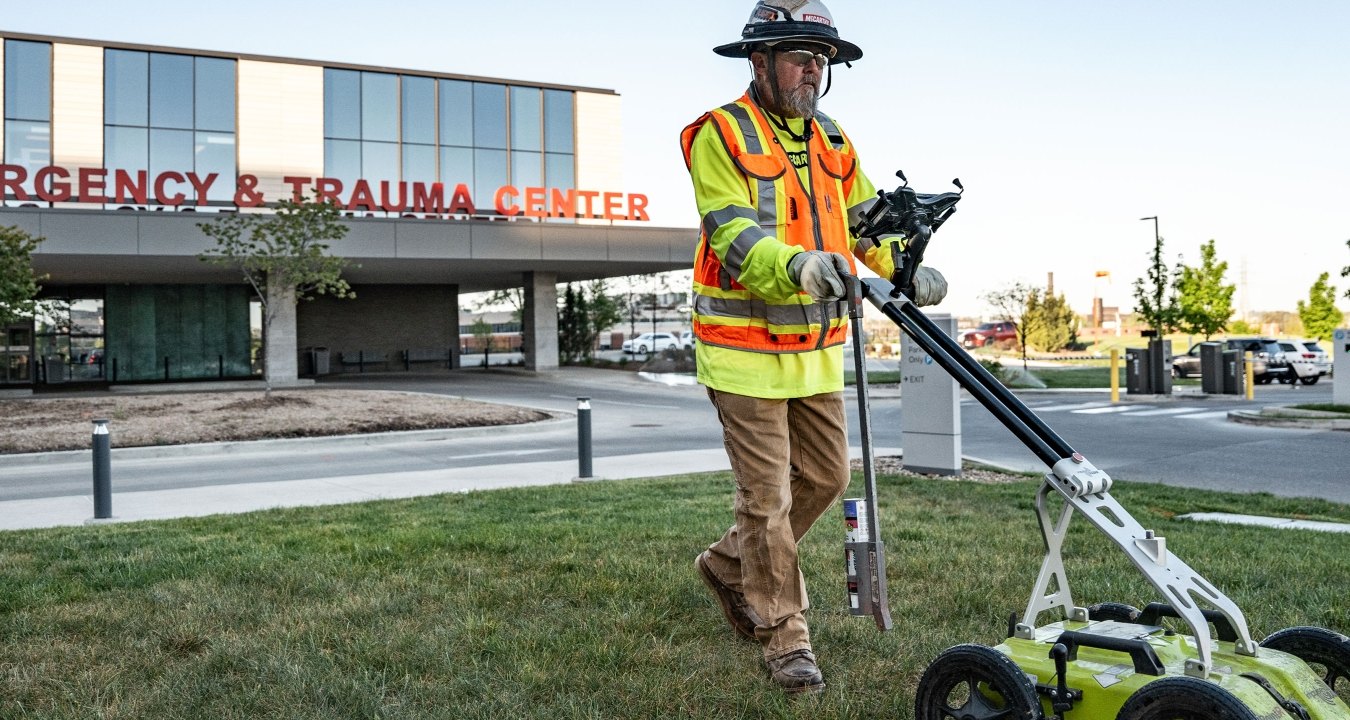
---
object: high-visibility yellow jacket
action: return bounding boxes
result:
[681,91,900,398]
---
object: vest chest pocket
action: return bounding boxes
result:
[734,152,787,181]
[816,148,856,181]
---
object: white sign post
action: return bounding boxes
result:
[900,314,962,476]
[1335,329,1350,406]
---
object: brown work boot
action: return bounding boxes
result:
[694,551,762,640]
[767,649,826,695]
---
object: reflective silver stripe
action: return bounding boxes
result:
[721,103,761,154]
[721,103,779,229]
[702,205,757,238]
[815,112,846,149]
[694,294,846,328]
[723,225,763,280]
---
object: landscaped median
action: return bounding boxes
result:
[3,471,1348,718]
[1228,403,1350,430]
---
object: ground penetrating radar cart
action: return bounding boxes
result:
[845,173,1350,720]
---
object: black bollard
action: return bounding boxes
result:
[92,419,112,519]
[576,397,592,479]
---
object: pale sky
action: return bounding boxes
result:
[5,1,1348,319]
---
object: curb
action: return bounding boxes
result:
[1227,409,1350,431]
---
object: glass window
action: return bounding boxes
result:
[545,152,574,190]
[403,144,435,185]
[324,139,361,190]
[195,57,236,132]
[472,83,506,149]
[195,132,237,203]
[149,128,193,179]
[438,79,472,147]
[105,50,149,127]
[3,121,50,195]
[439,145,472,187]
[150,53,194,130]
[361,141,399,185]
[105,125,149,175]
[543,89,574,154]
[474,148,507,204]
[323,68,360,140]
[511,150,542,189]
[402,76,434,145]
[360,72,398,142]
[510,86,541,152]
[4,40,52,122]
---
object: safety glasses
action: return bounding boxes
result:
[777,48,830,69]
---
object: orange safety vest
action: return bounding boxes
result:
[681,92,860,354]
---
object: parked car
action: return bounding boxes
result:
[1276,340,1323,385]
[680,330,695,349]
[1299,340,1332,377]
[622,332,680,354]
[1171,339,1273,380]
[960,321,1017,349]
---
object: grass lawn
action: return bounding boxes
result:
[3,473,1349,719]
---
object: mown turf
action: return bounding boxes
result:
[3,473,1347,718]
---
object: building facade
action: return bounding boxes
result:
[0,32,689,387]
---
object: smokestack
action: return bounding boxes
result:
[1047,272,1054,296]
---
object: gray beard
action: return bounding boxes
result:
[781,82,818,119]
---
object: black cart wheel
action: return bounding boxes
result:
[1300,375,1319,385]
[1089,602,1142,623]
[915,644,1044,720]
[1260,626,1350,705]
[1115,676,1258,720]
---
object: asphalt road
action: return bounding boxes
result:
[1,368,1345,504]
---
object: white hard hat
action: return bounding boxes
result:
[714,1,863,64]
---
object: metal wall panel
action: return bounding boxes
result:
[394,219,472,259]
[37,211,139,254]
[574,91,622,227]
[51,43,103,178]
[237,59,324,207]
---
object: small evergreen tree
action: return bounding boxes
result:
[1175,239,1235,339]
[1298,272,1341,341]
[0,225,44,328]
[558,284,585,364]
[1026,288,1079,353]
[582,280,623,362]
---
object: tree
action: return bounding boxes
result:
[1298,272,1341,341]
[582,280,623,361]
[1026,288,1079,353]
[558,283,586,364]
[982,282,1040,370]
[1132,234,1181,335]
[0,225,44,329]
[470,317,493,368]
[1175,239,1235,339]
[1343,238,1350,301]
[198,197,354,395]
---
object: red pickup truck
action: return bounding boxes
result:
[960,321,1018,348]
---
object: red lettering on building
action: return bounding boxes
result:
[347,179,376,211]
[379,181,407,213]
[550,188,576,219]
[153,171,186,206]
[448,183,474,215]
[114,170,148,204]
[314,177,343,205]
[79,168,110,204]
[0,165,28,200]
[494,186,521,216]
[577,190,599,218]
[411,182,445,214]
[186,173,218,207]
[628,193,650,222]
[283,176,310,202]
[524,186,548,218]
[602,191,624,221]
[35,166,71,203]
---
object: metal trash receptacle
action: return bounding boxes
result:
[1199,342,1224,394]
[311,347,330,376]
[1147,338,1172,395]
[1222,349,1245,395]
[1126,346,1151,394]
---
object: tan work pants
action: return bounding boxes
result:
[702,388,851,661]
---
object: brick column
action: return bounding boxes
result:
[523,272,558,372]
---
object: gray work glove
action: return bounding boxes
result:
[912,266,948,307]
[788,250,852,302]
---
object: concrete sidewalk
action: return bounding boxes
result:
[0,444,904,532]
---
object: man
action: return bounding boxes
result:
[680,0,947,695]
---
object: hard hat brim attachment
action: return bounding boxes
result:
[714,33,863,64]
